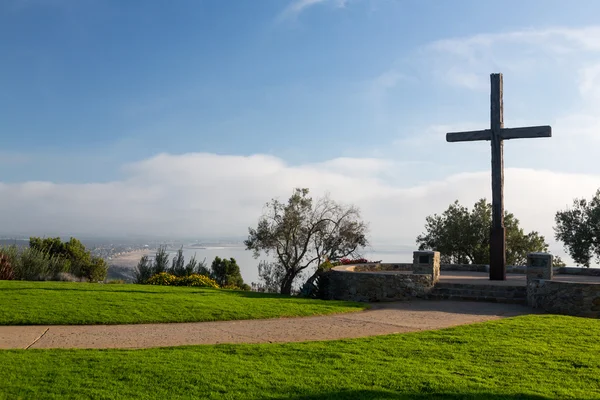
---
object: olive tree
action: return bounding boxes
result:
[245,188,369,295]
[555,189,600,267]
[416,199,549,266]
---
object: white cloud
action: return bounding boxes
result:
[423,26,600,91]
[277,0,349,21]
[578,63,600,103]
[1,152,598,265]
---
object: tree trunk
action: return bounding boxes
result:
[280,272,296,295]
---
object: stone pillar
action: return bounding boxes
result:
[412,251,440,283]
[526,252,553,282]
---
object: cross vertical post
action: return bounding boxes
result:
[445,73,551,281]
[489,73,506,280]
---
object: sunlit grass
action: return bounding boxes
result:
[1,315,599,399]
[0,281,366,325]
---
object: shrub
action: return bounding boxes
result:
[135,247,211,284]
[29,237,107,281]
[0,246,71,281]
[74,256,108,282]
[106,279,126,284]
[176,274,219,288]
[146,272,178,286]
[145,272,219,288]
[0,254,14,280]
[221,283,251,291]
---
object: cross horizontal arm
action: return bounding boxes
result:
[446,130,491,142]
[499,125,551,140]
[446,125,552,143]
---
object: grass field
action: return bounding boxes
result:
[1,315,599,399]
[0,281,367,325]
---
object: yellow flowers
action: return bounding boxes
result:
[146,272,219,288]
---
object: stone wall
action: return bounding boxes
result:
[557,267,600,276]
[322,267,434,302]
[352,263,412,272]
[527,280,600,318]
[350,263,600,274]
[323,252,600,317]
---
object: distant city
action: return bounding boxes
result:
[0,236,246,262]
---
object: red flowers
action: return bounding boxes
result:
[339,258,371,265]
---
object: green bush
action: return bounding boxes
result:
[211,257,246,287]
[0,253,13,280]
[221,283,251,291]
[29,237,107,282]
[146,272,178,286]
[135,247,210,283]
[176,274,219,288]
[146,272,219,288]
[0,246,71,281]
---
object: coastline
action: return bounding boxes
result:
[109,249,153,268]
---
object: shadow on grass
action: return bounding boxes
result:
[285,390,550,400]
[364,299,539,317]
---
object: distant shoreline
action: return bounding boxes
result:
[109,250,153,268]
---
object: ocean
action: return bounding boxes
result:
[162,245,415,285]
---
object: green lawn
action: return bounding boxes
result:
[1,315,599,399]
[0,281,366,325]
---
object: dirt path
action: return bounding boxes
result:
[0,301,537,350]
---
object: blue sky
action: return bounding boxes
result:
[3,0,599,181]
[2,0,600,261]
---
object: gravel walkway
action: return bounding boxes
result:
[0,301,537,350]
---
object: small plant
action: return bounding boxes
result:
[0,254,14,280]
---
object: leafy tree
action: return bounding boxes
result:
[245,188,369,295]
[210,256,246,288]
[153,245,170,274]
[169,247,186,276]
[184,254,209,276]
[256,261,286,293]
[553,255,567,268]
[134,255,153,284]
[555,189,600,267]
[416,199,548,266]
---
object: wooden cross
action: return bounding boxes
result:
[446,73,551,280]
